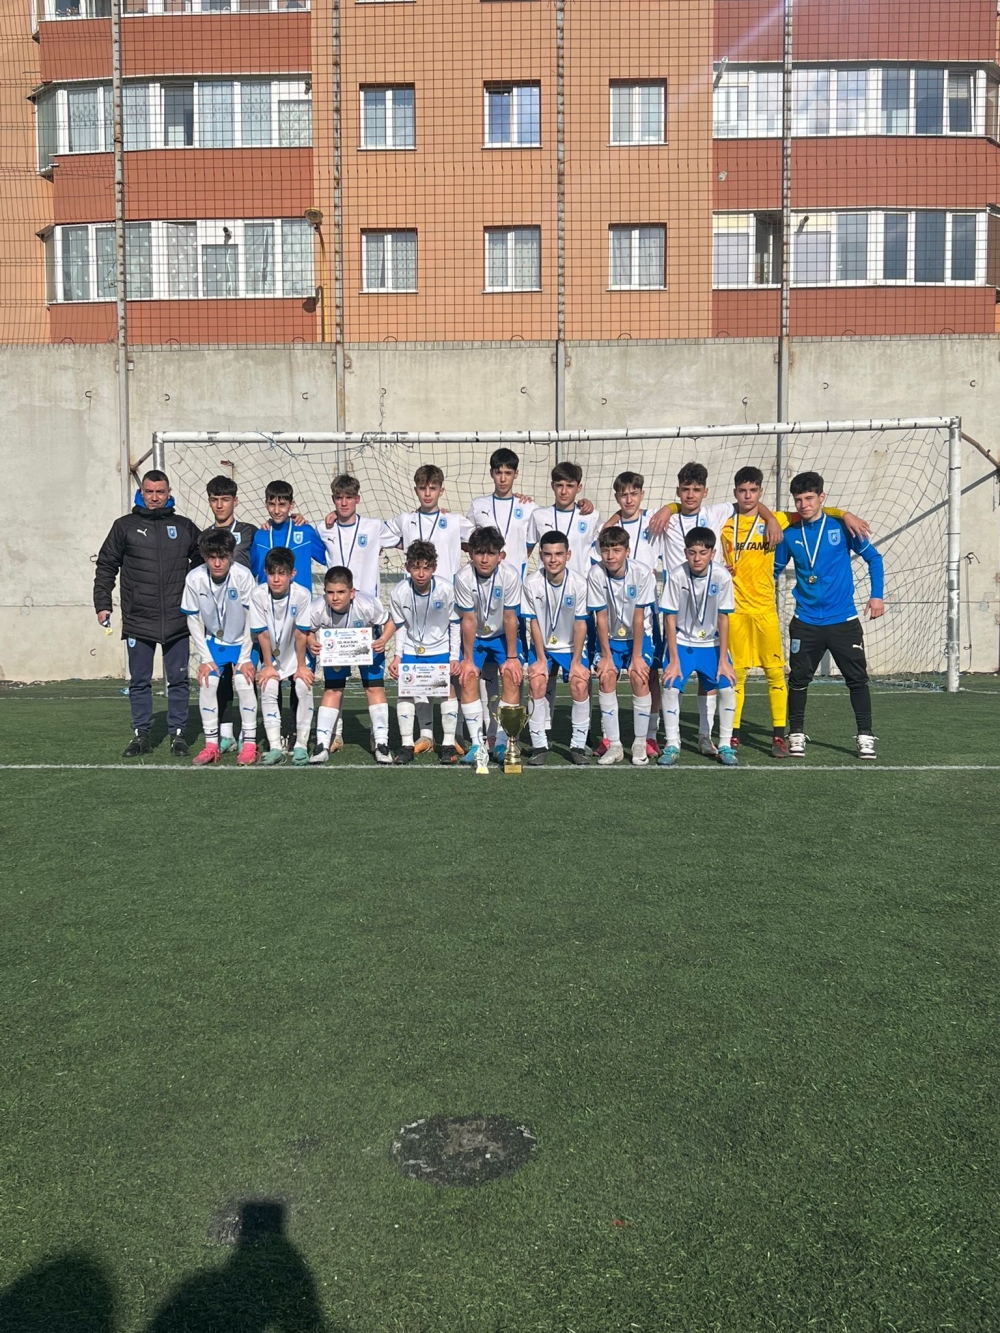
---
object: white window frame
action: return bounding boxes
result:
[608,225,666,290]
[483,82,541,148]
[483,225,541,292]
[609,81,666,146]
[41,0,311,16]
[359,85,416,150]
[361,229,418,293]
[47,218,315,301]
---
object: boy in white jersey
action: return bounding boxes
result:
[181,530,259,766]
[521,530,591,765]
[299,565,394,766]
[318,472,398,753]
[249,547,315,766]
[526,461,602,579]
[466,447,536,578]
[657,526,738,767]
[587,527,656,768]
[454,526,524,773]
[388,540,462,765]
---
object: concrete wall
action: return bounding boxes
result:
[0,338,996,680]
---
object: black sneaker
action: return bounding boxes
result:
[393,746,415,766]
[527,747,549,767]
[439,745,459,765]
[122,731,151,758]
[569,747,590,765]
[169,731,190,757]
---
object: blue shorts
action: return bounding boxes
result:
[323,650,386,688]
[663,643,733,691]
[527,647,590,683]
[597,634,655,672]
[462,634,525,670]
[206,638,242,672]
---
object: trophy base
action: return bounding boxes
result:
[502,759,523,775]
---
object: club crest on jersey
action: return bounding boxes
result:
[578,520,587,533]
[167,525,177,540]
[709,583,718,595]
[493,586,503,599]
[642,527,651,542]
[292,531,304,546]
[564,594,575,607]
[358,533,368,547]
[828,527,842,545]
[627,584,636,599]
[227,587,238,600]
[438,517,447,530]
[514,507,524,519]
[234,531,241,544]
[432,598,443,610]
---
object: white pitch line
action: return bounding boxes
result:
[0,763,998,774]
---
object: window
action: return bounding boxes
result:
[914,211,946,282]
[610,81,665,145]
[485,226,540,291]
[951,213,977,281]
[36,92,58,171]
[123,84,149,150]
[202,239,238,296]
[96,226,117,300]
[484,83,539,147]
[793,70,830,135]
[241,82,271,146]
[883,213,908,279]
[164,83,194,147]
[914,69,945,135]
[754,214,782,285]
[881,69,910,134]
[836,213,868,281]
[948,72,973,133]
[713,73,749,137]
[713,221,751,287]
[281,218,315,295]
[165,221,198,296]
[245,222,274,295]
[198,82,234,148]
[278,99,311,147]
[793,218,832,284]
[362,229,417,292]
[360,86,415,149]
[987,76,999,140]
[67,86,105,153]
[835,70,867,133]
[61,225,90,300]
[608,225,665,289]
[126,222,153,298]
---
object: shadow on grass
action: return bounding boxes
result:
[0,1202,341,1333]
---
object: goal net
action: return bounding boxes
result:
[152,418,961,687]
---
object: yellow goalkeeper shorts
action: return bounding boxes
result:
[729,610,786,671]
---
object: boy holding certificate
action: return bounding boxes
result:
[299,566,394,766]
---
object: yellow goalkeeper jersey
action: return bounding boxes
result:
[721,508,845,614]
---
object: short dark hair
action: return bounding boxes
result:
[199,530,236,560]
[551,461,583,485]
[734,466,764,488]
[468,525,505,555]
[265,480,294,502]
[677,462,708,487]
[489,447,519,471]
[405,539,438,566]
[206,474,237,499]
[414,464,444,488]
[264,546,296,574]
[613,470,644,494]
[684,526,716,550]
[330,473,361,499]
[538,529,569,552]
[141,470,170,487]
[598,525,630,552]
[324,565,354,588]
[790,471,824,496]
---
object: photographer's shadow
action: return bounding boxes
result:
[0,1252,114,1333]
[147,1199,332,1333]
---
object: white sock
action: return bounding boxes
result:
[316,704,339,752]
[396,699,416,746]
[528,696,549,748]
[647,706,660,740]
[662,685,681,748]
[697,692,716,737]
[295,683,314,746]
[598,691,620,744]
[199,674,221,743]
[440,698,459,746]
[370,702,390,744]
[633,693,652,747]
[233,673,257,743]
[416,698,434,741]
[262,678,282,748]
[570,697,590,749]
[544,672,557,730]
[461,701,484,749]
[220,721,234,741]
[335,714,344,741]
[717,686,737,747]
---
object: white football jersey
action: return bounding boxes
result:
[318,516,397,597]
[389,575,458,655]
[615,511,660,571]
[386,510,473,582]
[181,563,256,645]
[659,560,735,647]
[307,590,388,633]
[587,559,656,641]
[527,505,602,577]
[521,568,588,654]
[249,581,313,677]
[658,502,734,577]
[454,561,522,638]
[467,495,536,576]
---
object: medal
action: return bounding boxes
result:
[807,574,818,585]
[416,645,426,656]
[548,634,558,646]
[686,561,713,639]
[696,630,707,640]
[483,624,492,636]
[617,625,628,638]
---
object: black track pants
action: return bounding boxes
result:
[787,616,872,734]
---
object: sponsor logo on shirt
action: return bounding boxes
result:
[828,528,842,545]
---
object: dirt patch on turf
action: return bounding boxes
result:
[390,1115,537,1186]
[207,1196,295,1246]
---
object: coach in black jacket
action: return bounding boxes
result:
[94,470,201,757]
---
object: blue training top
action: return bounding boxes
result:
[249,519,327,584]
[773,515,884,626]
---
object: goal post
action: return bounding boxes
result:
[152,415,962,692]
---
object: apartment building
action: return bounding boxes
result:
[3,0,998,345]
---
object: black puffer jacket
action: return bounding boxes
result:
[94,500,202,643]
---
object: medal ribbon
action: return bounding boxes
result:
[492,496,515,542]
[412,575,433,646]
[416,511,440,544]
[732,512,759,565]
[686,561,713,633]
[543,574,564,642]
[336,520,360,569]
[606,567,630,636]
[476,570,499,633]
[800,514,827,574]
[209,572,232,639]
[268,592,292,668]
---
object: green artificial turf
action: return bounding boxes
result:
[0,679,997,1331]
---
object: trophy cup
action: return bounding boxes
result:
[497,703,529,774]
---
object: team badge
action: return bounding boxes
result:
[358,533,368,547]
[564,594,575,607]
[514,507,523,519]
[234,531,241,544]
[228,587,238,600]
[710,583,718,595]
[643,527,651,542]
[578,520,587,533]
[627,584,636,599]
[292,531,304,545]
[828,528,842,545]
[791,638,801,653]
[167,525,177,539]
[127,637,136,647]
[493,587,503,599]
[432,599,443,610]
[438,517,447,530]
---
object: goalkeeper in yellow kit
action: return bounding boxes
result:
[721,467,869,758]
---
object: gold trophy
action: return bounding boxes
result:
[497,703,529,774]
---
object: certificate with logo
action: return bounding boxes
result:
[318,626,374,666]
[397,662,450,698]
